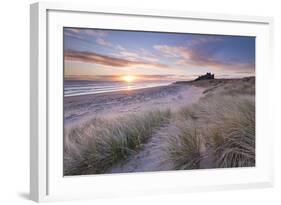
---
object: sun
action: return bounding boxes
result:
[122,75,136,83]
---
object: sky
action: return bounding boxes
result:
[64,27,255,81]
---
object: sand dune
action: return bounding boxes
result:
[64,78,255,175]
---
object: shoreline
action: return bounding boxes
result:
[64,81,173,97]
[64,77,255,127]
[64,84,171,100]
[64,83,204,127]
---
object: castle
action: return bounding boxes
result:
[194,72,215,81]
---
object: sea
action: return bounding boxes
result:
[64,80,173,97]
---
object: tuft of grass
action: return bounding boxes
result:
[64,109,171,175]
[164,123,202,170]
[211,97,255,167]
[163,91,255,170]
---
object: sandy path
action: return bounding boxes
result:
[107,86,204,173]
[108,125,177,173]
[108,124,216,173]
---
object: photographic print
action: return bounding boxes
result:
[63,28,255,176]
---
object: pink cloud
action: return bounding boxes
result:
[154,44,254,72]
[65,50,170,70]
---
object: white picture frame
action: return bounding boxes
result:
[30,2,274,202]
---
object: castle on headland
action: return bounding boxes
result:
[194,72,215,81]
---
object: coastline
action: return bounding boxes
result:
[64,81,173,97]
[64,83,204,127]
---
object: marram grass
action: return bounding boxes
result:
[64,109,171,175]
[162,87,255,170]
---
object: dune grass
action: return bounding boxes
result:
[211,97,255,167]
[162,122,203,170]
[64,109,171,175]
[162,79,255,170]
[64,77,255,174]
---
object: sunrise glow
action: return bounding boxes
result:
[64,28,255,79]
[122,75,136,83]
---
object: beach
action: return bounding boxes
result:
[64,83,204,127]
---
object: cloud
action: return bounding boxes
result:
[116,45,126,51]
[65,28,80,33]
[112,48,160,63]
[65,50,169,69]
[141,56,159,63]
[96,38,112,47]
[64,28,162,65]
[65,29,142,53]
[64,29,86,41]
[64,28,112,47]
[138,48,160,63]
[153,42,254,72]
[119,51,139,60]
[185,36,223,47]
[154,45,191,59]
[64,28,164,68]
[65,28,107,38]
[64,29,96,45]
[83,30,107,37]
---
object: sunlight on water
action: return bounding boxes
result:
[64,80,173,97]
